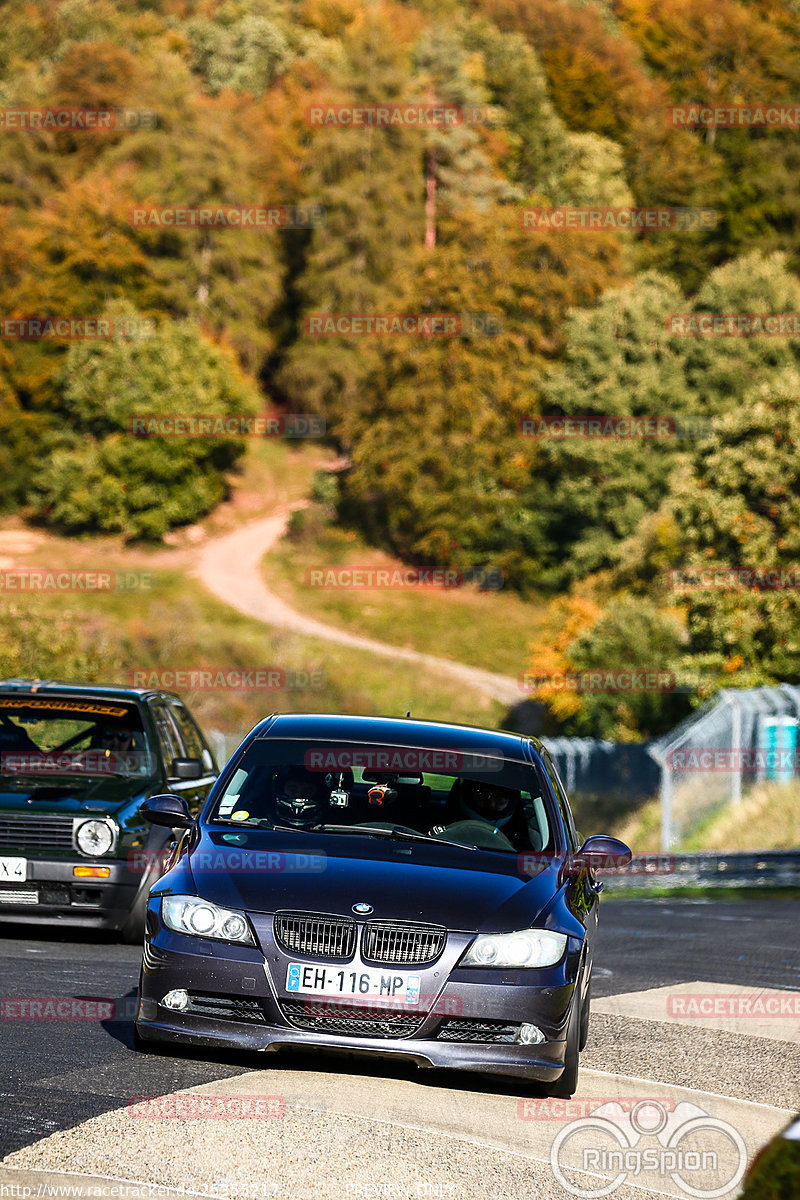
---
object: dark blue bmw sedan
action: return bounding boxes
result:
[134,713,630,1097]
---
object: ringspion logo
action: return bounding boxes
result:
[550,1100,747,1198]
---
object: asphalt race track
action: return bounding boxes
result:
[1,898,798,1200]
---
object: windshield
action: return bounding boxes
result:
[0,697,156,780]
[209,739,555,854]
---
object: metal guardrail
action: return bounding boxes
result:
[599,850,800,891]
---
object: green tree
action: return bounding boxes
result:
[275,6,427,447]
[28,303,261,539]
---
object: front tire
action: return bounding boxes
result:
[120,886,148,944]
[579,973,591,1051]
[550,982,581,1098]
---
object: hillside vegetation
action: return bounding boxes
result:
[2,0,800,743]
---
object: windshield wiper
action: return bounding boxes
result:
[215,819,306,832]
[311,823,477,850]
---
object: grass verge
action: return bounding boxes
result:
[260,501,548,678]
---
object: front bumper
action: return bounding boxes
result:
[0,857,142,931]
[136,905,581,1083]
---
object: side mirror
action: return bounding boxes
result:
[169,757,203,782]
[141,794,194,829]
[574,834,632,870]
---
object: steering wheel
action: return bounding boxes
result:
[430,819,516,852]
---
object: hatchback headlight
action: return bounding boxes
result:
[161,894,255,946]
[462,928,567,968]
[75,819,115,857]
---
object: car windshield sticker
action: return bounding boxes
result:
[231,810,250,821]
[0,699,131,718]
[218,794,240,816]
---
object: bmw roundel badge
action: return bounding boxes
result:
[352,902,374,914]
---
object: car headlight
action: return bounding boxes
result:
[461,928,567,968]
[75,819,115,857]
[161,894,255,946]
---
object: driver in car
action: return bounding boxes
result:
[95,728,136,752]
[272,766,328,828]
[451,779,540,850]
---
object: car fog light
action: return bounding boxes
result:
[162,989,190,1012]
[517,1023,545,1045]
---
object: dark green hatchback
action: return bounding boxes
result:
[0,679,218,941]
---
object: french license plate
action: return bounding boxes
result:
[0,857,26,882]
[286,962,421,1005]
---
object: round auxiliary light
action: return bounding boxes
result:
[517,1023,545,1045]
[162,989,190,1012]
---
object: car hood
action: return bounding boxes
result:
[0,775,149,815]
[184,829,564,933]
